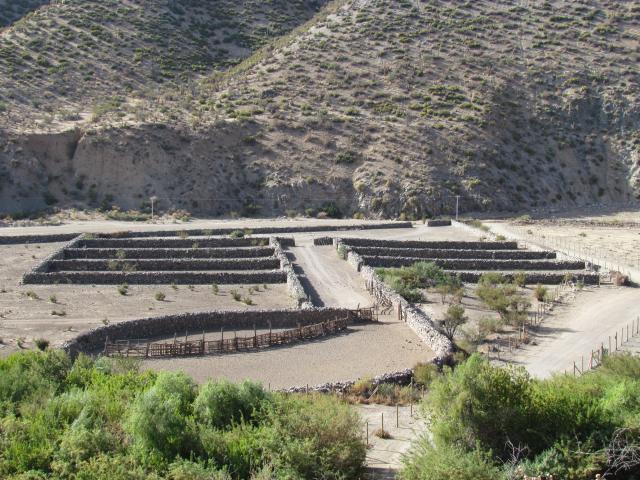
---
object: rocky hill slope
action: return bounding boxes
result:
[0,0,639,218]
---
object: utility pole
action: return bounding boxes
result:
[455,195,460,221]
[150,195,158,221]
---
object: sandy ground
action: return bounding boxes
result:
[290,245,371,308]
[0,218,409,237]
[358,404,426,479]
[142,314,434,388]
[499,286,640,378]
[486,220,640,276]
[0,242,291,355]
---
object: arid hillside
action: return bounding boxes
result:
[0,0,639,218]
[0,0,49,27]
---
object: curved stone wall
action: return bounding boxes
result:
[63,307,356,358]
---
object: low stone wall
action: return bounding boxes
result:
[271,238,312,309]
[47,258,281,272]
[282,369,414,394]
[79,238,269,249]
[23,270,286,285]
[340,238,518,250]
[63,307,355,358]
[427,219,452,227]
[342,247,454,363]
[64,247,275,260]
[24,235,85,277]
[351,246,556,260]
[360,256,586,271]
[0,233,79,245]
[457,271,600,285]
[94,222,414,239]
[313,237,334,246]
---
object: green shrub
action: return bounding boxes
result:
[401,442,502,480]
[533,284,547,302]
[413,363,439,387]
[126,372,197,459]
[229,230,244,239]
[264,394,365,479]
[193,380,271,430]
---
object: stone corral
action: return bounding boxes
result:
[22,233,286,285]
[63,307,360,358]
[338,238,599,285]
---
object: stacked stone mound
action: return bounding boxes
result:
[340,238,599,285]
[23,234,286,285]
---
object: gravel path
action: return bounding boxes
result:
[289,245,371,308]
[503,286,640,377]
[358,404,426,479]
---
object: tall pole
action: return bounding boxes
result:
[455,195,460,221]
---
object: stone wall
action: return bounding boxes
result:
[313,237,334,246]
[63,307,356,358]
[24,234,85,277]
[79,238,270,249]
[23,270,286,285]
[427,219,452,227]
[271,238,312,309]
[47,258,281,272]
[282,369,414,394]
[64,247,275,259]
[360,256,586,271]
[457,271,600,285]
[340,238,518,250]
[0,233,79,245]
[351,246,556,260]
[342,246,454,363]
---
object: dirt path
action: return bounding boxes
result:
[503,287,640,378]
[358,404,426,479]
[289,245,372,308]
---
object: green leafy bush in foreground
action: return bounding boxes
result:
[402,353,640,480]
[0,350,365,479]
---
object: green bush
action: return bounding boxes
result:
[413,363,439,387]
[127,372,197,459]
[401,442,502,480]
[193,379,271,430]
[405,353,640,479]
[0,351,366,478]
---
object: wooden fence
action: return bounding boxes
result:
[105,317,350,358]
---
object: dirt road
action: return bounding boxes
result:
[505,287,640,378]
[289,245,372,308]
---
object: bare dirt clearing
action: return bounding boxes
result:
[142,314,434,388]
[486,219,640,275]
[0,242,290,356]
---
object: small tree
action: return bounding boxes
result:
[442,304,468,340]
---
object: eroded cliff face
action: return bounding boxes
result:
[1,88,638,219]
